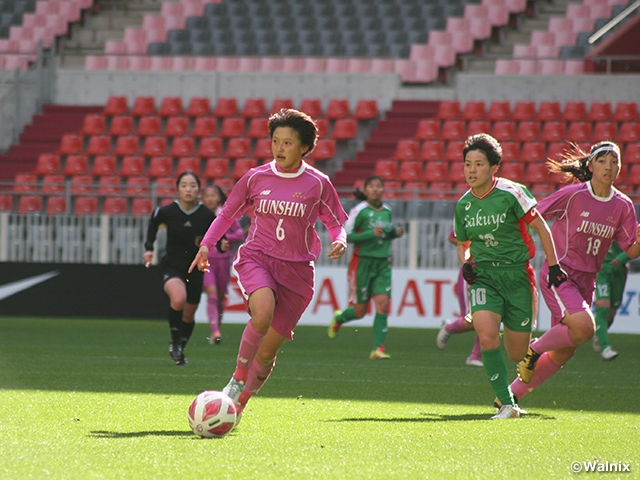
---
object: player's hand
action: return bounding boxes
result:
[462,262,477,284]
[395,227,404,237]
[189,246,210,273]
[327,241,347,259]
[143,251,153,268]
[547,264,568,288]
[373,226,384,237]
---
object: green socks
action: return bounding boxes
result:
[337,307,357,324]
[594,306,610,349]
[373,313,388,349]
[481,347,515,407]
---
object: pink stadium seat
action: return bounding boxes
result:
[564,60,585,75]
[513,44,537,58]
[192,57,215,71]
[494,59,519,75]
[538,59,564,75]
[281,57,305,73]
[302,58,326,73]
[85,55,108,70]
[325,58,349,73]
[369,59,394,74]
[260,57,284,73]
[347,58,372,74]
[128,56,151,71]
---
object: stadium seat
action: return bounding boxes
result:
[448,162,465,183]
[382,180,402,199]
[198,137,224,157]
[426,181,454,200]
[325,99,351,119]
[563,101,587,122]
[624,143,640,164]
[441,120,466,141]
[104,95,129,116]
[186,97,211,117]
[520,142,547,163]
[332,118,358,140]
[587,102,612,123]
[402,181,428,200]
[547,142,569,162]
[374,159,398,180]
[592,122,617,142]
[137,116,162,137]
[130,96,156,117]
[541,121,567,143]
[34,153,60,175]
[526,163,549,183]
[353,99,379,120]
[158,97,183,117]
[220,117,246,138]
[154,177,176,198]
[516,121,541,142]
[0,194,13,212]
[103,197,128,215]
[498,163,524,180]
[309,139,336,161]
[225,138,251,158]
[231,157,258,179]
[176,156,201,175]
[85,135,112,156]
[392,140,419,161]
[191,117,216,137]
[461,101,486,121]
[398,161,423,182]
[80,114,106,136]
[58,133,83,155]
[41,174,66,194]
[512,101,536,122]
[74,196,98,215]
[619,122,640,143]
[414,119,441,141]
[213,97,239,118]
[46,195,67,214]
[315,118,330,138]
[91,155,116,177]
[491,121,516,142]
[97,176,122,195]
[142,136,168,157]
[18,195,43,213]
[613,102,638,123]
[147,156,173,178]
[164,117,189,137]
[62,154,89,176]
[108,115,134,136]
[501,142,522,162]
[113,135,140,157]
[487,101,512,122]
[254,138,273,160]
[246,117,269,138]
[436,100,461,120]
[120,155,145,177]
[124,176,150,195]
[466,120,491,136]
[70,175,94,195]
[567,122,592,143]
[537,101,562,122]
[418,141,445,162]
[241,98,267,118]
[444,140,465,162]
[298,98,323,118]
[270,98,295,114]
[627,164,640,185]
[14,173,38,193]
[131,198,153,216]
[203,157,229,179]
[423,161,448,182]
[169,137,195,157]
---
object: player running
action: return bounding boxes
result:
[327,175,403,359]
[453,133,566,419]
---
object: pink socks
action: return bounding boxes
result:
[511,352,562,399]
[446,316,468,334]
[207,295,219,333]
[234,321,267,382]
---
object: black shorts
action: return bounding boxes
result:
[161,265,204,304]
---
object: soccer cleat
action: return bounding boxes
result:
[209,331,222,345]
[234,403,245,427]
[436,319,452,349]
[169,342,182,362]
[491,404,525,419]
[517,341,541,384]
[592,335,601,352]
[465,356,483,367]
[222,378,246,404]
[328,310,342,339]
[370,345,391,359]
[601,346,618,361]
[175,354,188,366]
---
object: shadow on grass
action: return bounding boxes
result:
[90,430,194,439]
[332,412,555,422]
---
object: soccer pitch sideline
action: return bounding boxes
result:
[1,317,638,480]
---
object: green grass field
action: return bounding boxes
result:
[1,317,638,480]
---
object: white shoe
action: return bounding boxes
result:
[491,404,525,419]
[592,335,601,352]
[465,357,483,367]
[601,346,618,361]
[222,378,245,403]
[436,319,452,349]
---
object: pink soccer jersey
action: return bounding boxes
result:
[201,160,348,262]
[538,182,638,273]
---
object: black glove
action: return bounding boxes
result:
[462,262,477,285]
[548,264,568,288]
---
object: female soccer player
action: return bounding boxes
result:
[453,133,566,419]
[143,171,217,366]
[512,141,640,400]
[189,109,348,424]
[436,229,483,367]
[201,185,245,344]
[327,175,403,359]
[593,241,629,360]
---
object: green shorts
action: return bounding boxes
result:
[347,256,392,304]
[468,262,537,332]
[595,263,628,309]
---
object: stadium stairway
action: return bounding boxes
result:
[332,100,439,190]
[0,104,102,179]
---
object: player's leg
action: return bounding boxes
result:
[510,346,575,400]
[164,276,187,362]
[329,256,371,338]
[214,257,232,342]
[593,267,612,354]
[204,283,220,343]
[370,293,391,359]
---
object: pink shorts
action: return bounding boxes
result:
[203,255,231,294]
[540,262,595,326]
[232,246,314,340]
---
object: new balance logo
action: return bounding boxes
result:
[260,190,271,196]
[238,357,249,364]
[580,211,590,217]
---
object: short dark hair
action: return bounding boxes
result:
[463,133,502,167]
[268,108,318,157]
[176,171,201,189]
[353,175,384,201]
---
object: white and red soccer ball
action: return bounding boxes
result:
[188,390,237,438]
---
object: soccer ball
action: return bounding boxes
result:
[188,390,237,438]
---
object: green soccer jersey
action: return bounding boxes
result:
[345,201,399,258]
[603,241,629,265]
[454,178,538,264]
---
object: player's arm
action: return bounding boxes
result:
[526,208,568,287]
[623,225,640,259]
[143,207,162,267]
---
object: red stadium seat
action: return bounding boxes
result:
[393,139,420,161]
[124,176,150,195]
[325,99,351,120]
[176,156,201,175]
[18,195,43,213]
[62,154,89,176]
[59,133,83,155]
[444,140,465,162]
[231,157,258,179]
[186,97,211,117]
[0,194,14,211]
[418,141,445,162]
[613,102,638,123]
[85,135,112,156]
[353,99,379,120]
[461,101,486,121]
[203,157,229,179]
[516,121,541,142]
[541,121,567,143]
[158,97,183,117]
[414,119,441,141]
[487,101,511,122]
[108,115,134,136]
[619,122,640,143]
[591,122,617,142]
[298,98,323,118]
[74,196,98,215]
[309,139,336,161]
[315,118,330,138]
[137,116,162,137]
[104,95,129,116]
[436,100,461,120]
[563,101,587,122]
[512,101,536,122]
[398,161,423,182]
[113,135,140,157]
[567,122,592,143]
[441,120,466,141]
[491,121,516,142]
[374,159,398,180]
[41,174,66,194]
[254,138,273,160]
[423,161,448,182]
[164,117,189,137]
[624,143,640,164]
[332,119,358,140]
[547,142,570,162]
[246,117,269,138]
[466,120,491,136]
[191,117,217,137]
[131,96,156,117]
[34,153,61,175]
[142,136,168,157]
[627,164,640,185]
[70,175,94,194]
[537,101,562,122]
[120,155,145,177]
[46,196,67,214]
[449,162,465,183]
[147,156,173,178]
[520,142,546,163]
[587,102,612,123]
[426,181,454,200]
[132,198,153,216]
[498,163,524,180]
[526,163,549,183]
[402,181,428,200]
[198,137,224,157]
[213,97,239,118]
[92,155,117,178]
[97,176,122,195]
[270,98,295,114]
[169,137,195,157]
[241,98,267,118]
[154,177,176,198]
[382,181,402,199]
[220,117,246,138]
[14,173,38,193]
[103,197,128,215]
[80,114,106,136]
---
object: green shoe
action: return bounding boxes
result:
[328,310,342,339]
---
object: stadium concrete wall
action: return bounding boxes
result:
[2,263,640,334]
